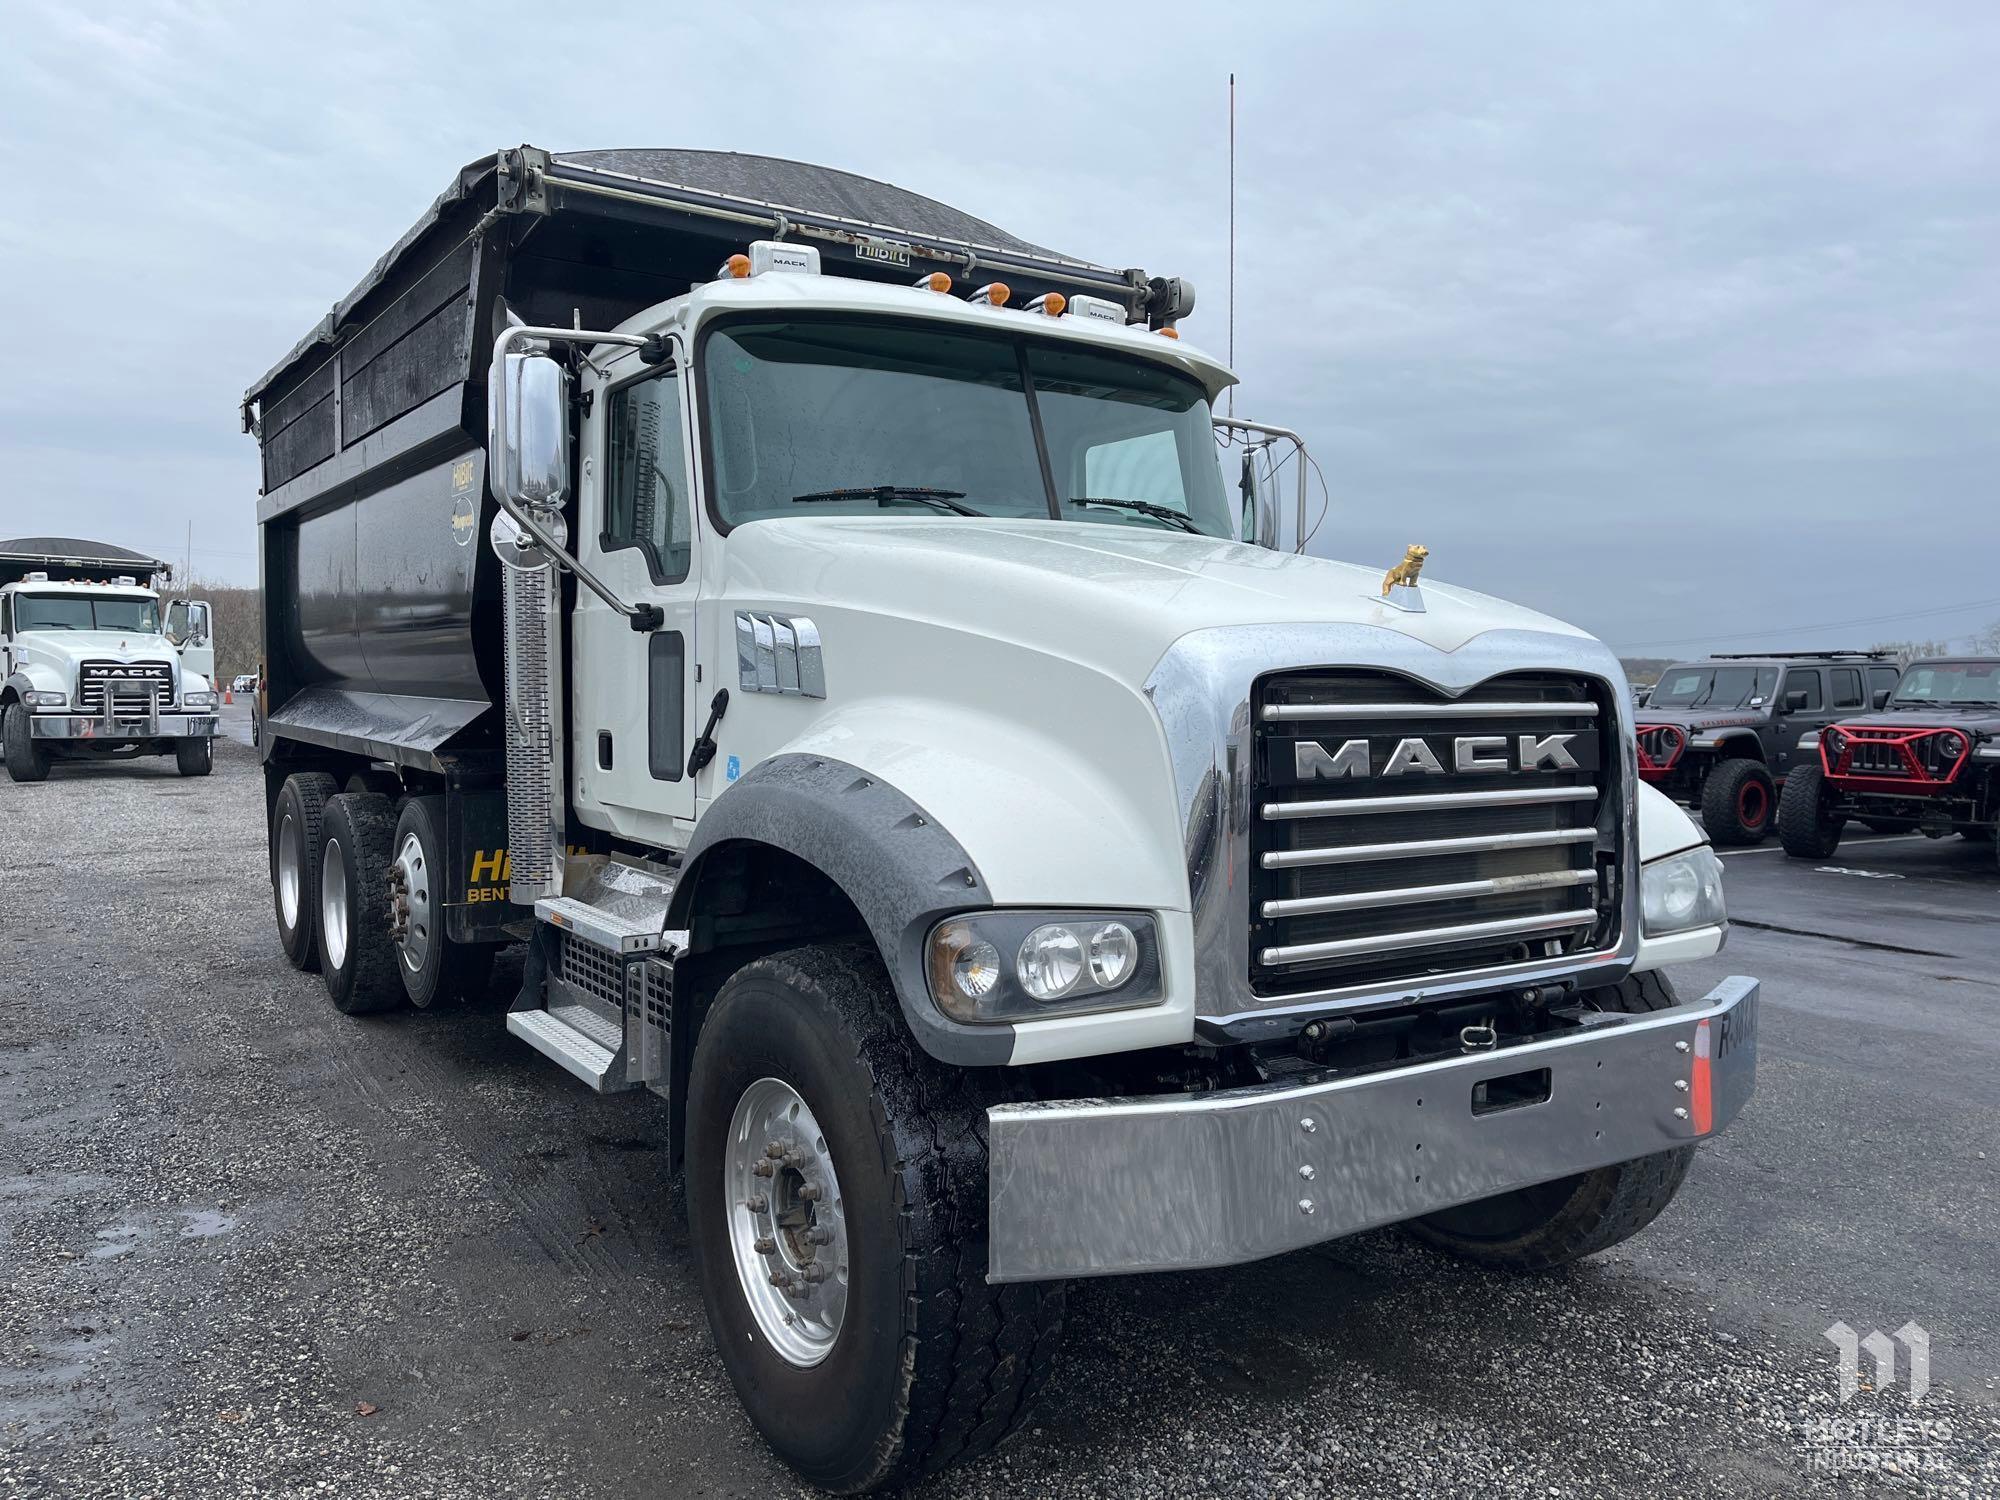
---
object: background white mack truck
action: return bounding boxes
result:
[1,536,218,782]
[243,146,1758,1493]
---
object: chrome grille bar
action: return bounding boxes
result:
[1262,786,1596,820]
[1261,868,1598,919]
[1260,909,1596,967]
[1262,827,1597,869]
[1262,701,1598,722]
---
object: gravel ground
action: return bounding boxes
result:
[2,737,1995,1497]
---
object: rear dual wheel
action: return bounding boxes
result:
[271,774,494,1007]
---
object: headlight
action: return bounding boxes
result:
[927,911,1163,1023]
[182,690,218,708]
[23,690,66,707]
[1641,846,1727,936]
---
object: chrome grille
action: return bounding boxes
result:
[1251,671,1616,995]
[78,660,171,715]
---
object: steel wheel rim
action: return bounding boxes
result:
[724,1076,849,1367]
[321,836,350,971]
[393,830,431,975]
[277,810,302,928]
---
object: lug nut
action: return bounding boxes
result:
[768,1271,793,1289]
[744,1194,769,1214]
[806,1227,834,1246]
[1298,1164,1315,1181]
[752,1160,776,1178]
[801,1264,829,1284]
[752,1236,776,1256]
[764,1142,786,1159]
[1674,1079,1690,1092]
[1299,1117,1317,1135]
[799,1182,823,1203]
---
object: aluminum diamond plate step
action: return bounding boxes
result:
[507,1006,632,1092]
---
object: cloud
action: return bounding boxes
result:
[0,0,1995,655]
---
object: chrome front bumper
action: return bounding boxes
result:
[30,712,217,740]
[986,975,1758,1283]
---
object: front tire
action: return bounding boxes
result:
[390,796,495,1007]
[1778,761,1845,858]
[1700,758,1774,845]
[174,736,212,777]
[1406,972,1696,1271]
[271,772,337,969]
[685,943,1063,1493]
[3,704,52,783]
[316,791,406,1015]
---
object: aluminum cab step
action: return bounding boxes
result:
[506,855,681,1095]
[507,1004,628,1091]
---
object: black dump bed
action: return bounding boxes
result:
[245,145,1162,774]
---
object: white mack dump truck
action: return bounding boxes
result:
[1,538,219,782]
[244,147,1758,1491]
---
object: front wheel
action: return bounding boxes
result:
[174,736,212,777]
[685,944,1063,1493]
[1406,972,1695,1271]
[1778,761,1845,859]
[3,703,52,783]
[1700,758,1774,845]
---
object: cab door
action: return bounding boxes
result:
[570,344,701,845]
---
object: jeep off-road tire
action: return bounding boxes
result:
[1700,758,1775,845]
[174,736,212,777]
[272,772,338,969]
[1778,761,1845,859]
[3,703,52,783]
[1406,972,1696,1271]
[685,943,1064,1493]
[315,791,407,1015]
[391,795,495,1008]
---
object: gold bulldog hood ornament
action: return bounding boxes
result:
[1375,543,1429,613]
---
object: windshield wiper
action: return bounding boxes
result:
[792,485,978,517]
[1067,496,1202,534]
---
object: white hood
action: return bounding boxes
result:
[719,517,1592,689]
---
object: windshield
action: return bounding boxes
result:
[14,593,160,633]
[1890,660,2000,707]
[702,317,1235,537]
[1647,664,1779,710]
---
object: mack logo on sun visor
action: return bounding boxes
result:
[1279,732,1597,783]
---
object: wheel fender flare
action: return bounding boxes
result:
[665,754,1011,1065]
[1701,729,1765,758]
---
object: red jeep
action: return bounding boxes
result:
[1777,656,2000,865]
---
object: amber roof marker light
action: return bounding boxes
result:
[968,282,1011,306]
[915,271,953,293]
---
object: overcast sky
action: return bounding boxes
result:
[3,1,1996,657]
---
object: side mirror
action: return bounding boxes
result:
[1873,688,1893,709]
[492,351,572,511]
[1784,690,1809,712]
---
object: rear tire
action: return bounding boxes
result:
[1406,972,1696,1271]
[271,772,337,970]
[316,792,407,1015]
[686,943,1063,1493]
[174,736,212,777]
[1700,758,1774,845]
[391,795,496,1007]
[3,703,52,783]
[1778,761,1845,859]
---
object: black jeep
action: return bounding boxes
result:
[1779,656,2000,865]
[1635,652,1901,845]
